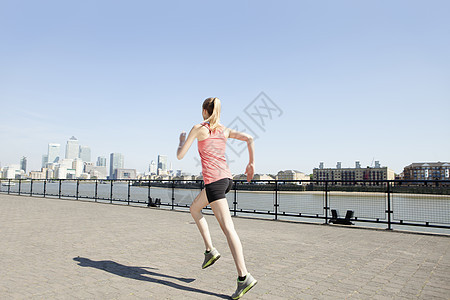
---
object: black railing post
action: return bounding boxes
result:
[386,181,392,230]
[58,179,62,199]
[30,179,33,196]
[76,179,79,200]
[171,180,175,210]
[18,179,22,195]
[127,180,131,205]
[200,179,205,208]
[110,180,113,204]
[233,181,238,217]
[43,180,47,197]
[325,180,328,223]
[8,179,11,194]
[147,180,151,206]
[274,180,279,220]
[95,180,98,202]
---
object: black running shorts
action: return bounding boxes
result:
[205,178,233,203]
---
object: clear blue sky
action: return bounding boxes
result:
[1,0,449,175]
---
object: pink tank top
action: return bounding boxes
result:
[198,122,233,185]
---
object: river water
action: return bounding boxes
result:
[2,181,449,235]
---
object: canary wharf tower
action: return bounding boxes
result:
[65,136,79,160]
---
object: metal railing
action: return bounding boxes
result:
[1,178,449,231]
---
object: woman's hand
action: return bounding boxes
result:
[177,127,197,160]
[227,128,255,182]
[245,163,255,182]
[179,131,186,145]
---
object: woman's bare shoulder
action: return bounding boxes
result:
[194,123,211,134]
[221,125,231,138]
[192,123,208,130]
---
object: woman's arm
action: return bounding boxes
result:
[177,125,200,160]
[228,129,255,182]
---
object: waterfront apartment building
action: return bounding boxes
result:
[1,165,24,179]
[30,170,46,180]
[313,162,395,185]
[85,165,108,179]
[402,162,450,180]
[233,174,275,181]
[172,174,196,182]
[112,168,137,180]
[276,170,310,181]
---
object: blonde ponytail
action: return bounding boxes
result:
[202,97,221,132]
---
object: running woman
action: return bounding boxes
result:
[177,97,257,299]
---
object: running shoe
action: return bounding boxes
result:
[202,248,221,269]
[231,273,257,299]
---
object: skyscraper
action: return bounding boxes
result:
[42,155,48,168]
[47,143,61,164]
[158,155,168,172]
[97,156,107,167]
[79,145,91,162]
[65,136,79,160]
[20,156,27,173]
[110,153,124,177]
[149,160,157,175]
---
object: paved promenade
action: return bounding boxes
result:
[1,194,449,299]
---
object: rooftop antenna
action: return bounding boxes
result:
[370,157,375,167]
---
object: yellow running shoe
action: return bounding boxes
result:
[202,248,221,269]
[231,273,257,299]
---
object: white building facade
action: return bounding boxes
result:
[79,145,91,162]
[65,136,79,160]
[48,143,61,164]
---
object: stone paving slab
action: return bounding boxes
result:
[0,194,449,299]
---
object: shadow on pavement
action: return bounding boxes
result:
[73,256,230,299]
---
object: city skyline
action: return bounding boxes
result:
[1,1,449,175]
[2,134,448,177]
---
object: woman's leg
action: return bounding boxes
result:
[190,189,213,251]
[210,199,248,277]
